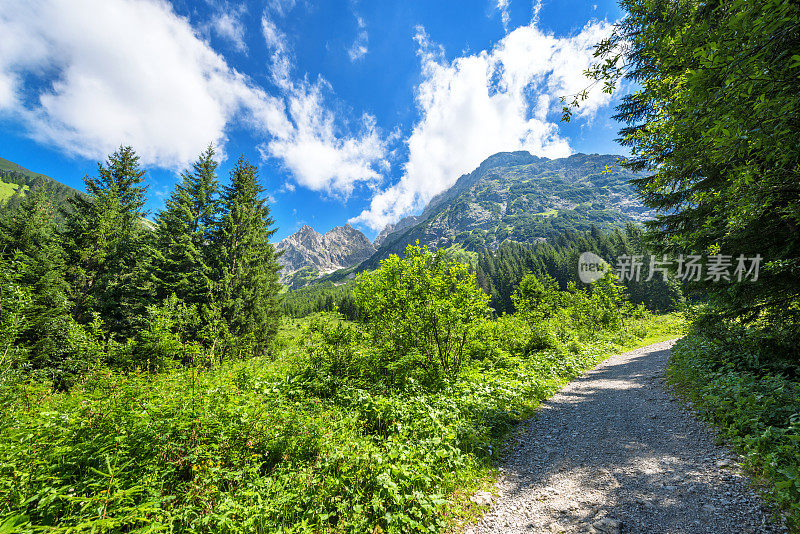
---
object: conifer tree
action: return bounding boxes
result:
[62,146,151,336]
[0,181,77,382]
[214,156,281,355]
[576,0,800,324]
[151,145,220,307]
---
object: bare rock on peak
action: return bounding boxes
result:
[276,224,375,285]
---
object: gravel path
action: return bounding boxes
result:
[467,339,787,534]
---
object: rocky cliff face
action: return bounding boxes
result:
[276,224,376,284]
[373,215,420,247]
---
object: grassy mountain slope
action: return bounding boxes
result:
[358,151,649,271]
[0,157,57,181]
[0,156,83,211]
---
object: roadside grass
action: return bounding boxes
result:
[667,328,800,531]
[0,312,684,533]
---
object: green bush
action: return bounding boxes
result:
[353,244,491,386]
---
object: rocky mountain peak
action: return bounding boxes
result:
[276,223,376,285]
[296,224,322,238]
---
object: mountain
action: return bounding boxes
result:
[276,224,376,286]
[0,156,83,217]
[373,214,421,248]
[358,151,650,271]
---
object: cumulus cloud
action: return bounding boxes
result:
[0,0,388,193]
[350,20,615,230]
[348,15,368,61]
[0,0,288,168]
[259,80,387,195]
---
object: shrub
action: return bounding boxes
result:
[512,272,560,325]
[0,255,31,377]
[134,294,203,370]
[353,243,491,386]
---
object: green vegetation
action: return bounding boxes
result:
[0,237,682,532]
[0,145,282,389]
[280,279,360,320]
[0,157,82,220]
[566,0,800,527]
[475,225,683,315]
[668,319,800,529]
[581,0,800,329]
[0,181,26,202]
[296,225,683,321]
[354,244,491,385]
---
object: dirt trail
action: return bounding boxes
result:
[467,340,787,534]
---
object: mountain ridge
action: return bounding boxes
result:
[0,156,84,218]
[355,151,649,272]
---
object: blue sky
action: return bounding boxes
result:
[0,0,627,241]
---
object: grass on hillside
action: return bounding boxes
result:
[532,209,559,218]
[0,181,27,202]
[0,157,51,181]
[0,312,684,533]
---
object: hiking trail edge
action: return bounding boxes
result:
[467,339,787,534]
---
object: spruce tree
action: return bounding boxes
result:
[0,180,77,384]
[62,146,151,336]
[151,145,220,307]
[214,156,281,356]
[580,0,800,325]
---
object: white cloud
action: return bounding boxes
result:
[257,13,388,196]
[0,0,289,168]
[261,16,287,53]
[211,11,247,53]
[268,0,296,17]
[260,81,387,196]
[531,0,543,25]
[348,15,368,61]
[0,0,387,193]
[497,0,511,32]
[350,20,615,230]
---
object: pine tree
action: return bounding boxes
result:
[151,145,220,307]
[214,156,281,356]
[62,146,151,336]
[581,0,800,325]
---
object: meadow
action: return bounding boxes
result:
[0,281,684,533]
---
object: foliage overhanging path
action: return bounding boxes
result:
[468,340,786,534]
